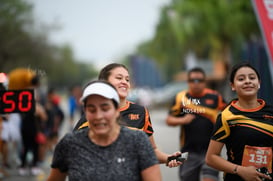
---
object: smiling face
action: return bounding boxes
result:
[107,67,130,100]
[231,66,260,99]
[85,95,120,137]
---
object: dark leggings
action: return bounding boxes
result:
[20,131,39,168]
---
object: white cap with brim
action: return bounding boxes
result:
[80,82,120,105]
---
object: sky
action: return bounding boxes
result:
[29,0,171,69]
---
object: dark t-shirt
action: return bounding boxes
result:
[51,126,158,181]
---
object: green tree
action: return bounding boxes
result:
[0,0,97,89]
[48,45,97,88]
[137,0,260,81]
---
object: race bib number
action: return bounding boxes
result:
[242,145,272,172]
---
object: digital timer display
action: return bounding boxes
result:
[0,89,35,113]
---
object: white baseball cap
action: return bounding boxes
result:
[80,81,120,105]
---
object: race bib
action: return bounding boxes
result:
[242,145,272,172]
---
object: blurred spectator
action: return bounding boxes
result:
[0,73,21,171]
[44,88,64,152]
[7,68,44,176]
[68,85,82,128]
[1,113,22,168]
[0,116,8,179]
[34,91,48,164]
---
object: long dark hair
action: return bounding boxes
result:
[229,62,260,83]
[98,63,129,81]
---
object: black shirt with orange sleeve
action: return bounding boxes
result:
[169,88,226,153]
[73,100,154,136]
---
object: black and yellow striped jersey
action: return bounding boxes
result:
[211,99,273,179]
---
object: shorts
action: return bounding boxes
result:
[1,113,21,142]
[179,152,219,181]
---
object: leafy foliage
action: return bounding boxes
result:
[136,0,260,81]
[0,0,97,89]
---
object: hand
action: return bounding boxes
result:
[183,114,195,124]
[166,151,183,168]
[238,166,272,181]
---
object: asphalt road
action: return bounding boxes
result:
[150,107,181,181]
